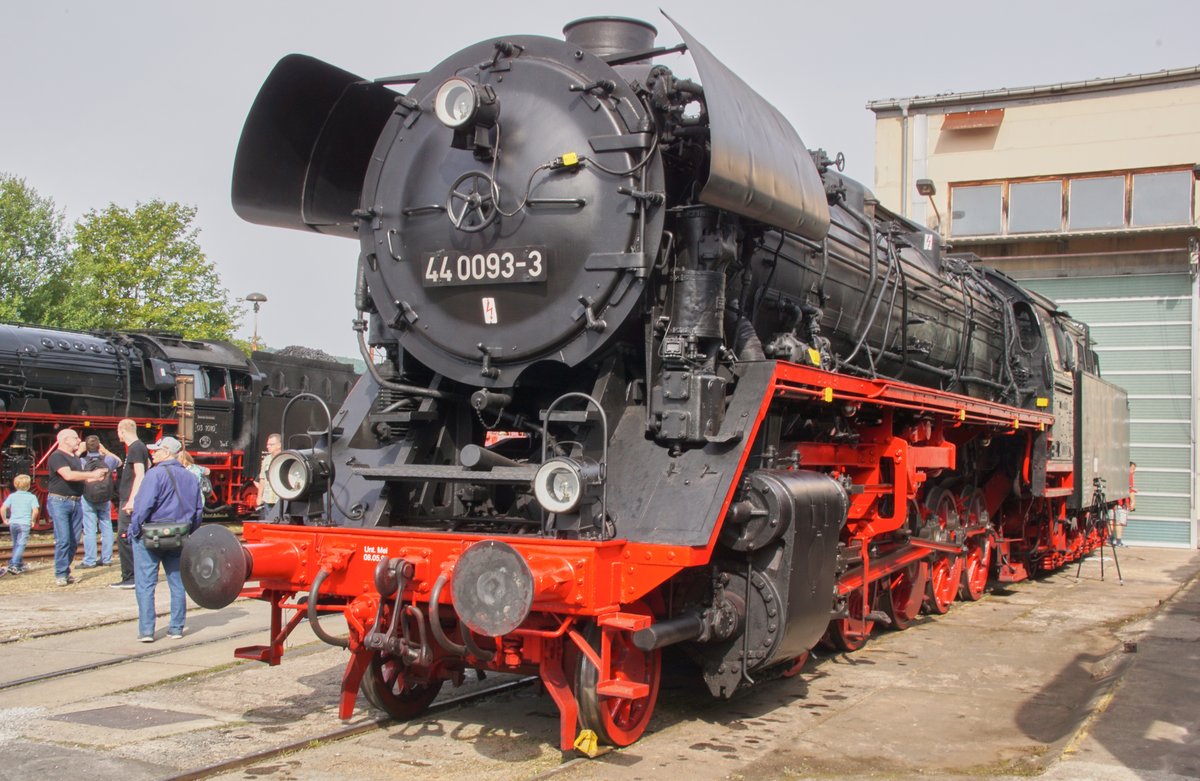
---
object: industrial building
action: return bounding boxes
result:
[869,67,1200,547]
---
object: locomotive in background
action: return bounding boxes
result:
[183,14,1130,752]
[0,322,357,524]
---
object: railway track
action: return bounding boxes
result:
[2,523,242,566]
[0,625,266,692]
[162,676,540,781]
[6,539,79,566]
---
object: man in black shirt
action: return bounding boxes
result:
[112,418,151,589]
[47,428,107,586]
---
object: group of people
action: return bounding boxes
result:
[1,423,283,642]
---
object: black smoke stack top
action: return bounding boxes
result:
[563,17,657,59]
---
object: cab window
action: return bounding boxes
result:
[1013,302,1042,352]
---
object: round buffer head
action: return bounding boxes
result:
[451,540,534,637]
[181,525,250,609]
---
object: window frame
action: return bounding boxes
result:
[948,165,1195,238]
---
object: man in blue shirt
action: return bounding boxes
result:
[130,436,204,642]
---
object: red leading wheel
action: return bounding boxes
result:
[571,620,662,747]
[359,650,444,720]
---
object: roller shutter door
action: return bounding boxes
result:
[1021,273,1195,548]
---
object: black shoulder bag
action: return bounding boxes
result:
[141,467,194,553]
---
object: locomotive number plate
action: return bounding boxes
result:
[422,247,547,287]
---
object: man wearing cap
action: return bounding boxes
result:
[129,436,204,642]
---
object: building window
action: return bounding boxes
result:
[950,167,1194,238]
[1068,175,1124,230]
[951,184,1002,236]
[1131,170,1192,227]
[1009,181,1062,233]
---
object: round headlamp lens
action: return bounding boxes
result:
[287,462,306,492]
[534,459,583,513]
[269,452,309,501]
[550,470,578,504]
[435,78,477,129]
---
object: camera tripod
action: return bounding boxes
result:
[1076,476,1124,584]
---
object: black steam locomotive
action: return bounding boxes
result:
[184,15,1129,751]
[0,323,356,520]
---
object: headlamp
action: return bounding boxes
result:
[268,448,330,501]
[434,77,499,131]
[534,457,602,514]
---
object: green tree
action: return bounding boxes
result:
[0,173,69,322]
[56,200,240,340]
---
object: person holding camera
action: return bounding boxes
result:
[129,436,203,642]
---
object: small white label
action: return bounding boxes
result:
[482,297,498,324]
[923,233,934,251]
[362,544,389,563]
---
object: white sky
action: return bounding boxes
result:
[2,1,1197,356]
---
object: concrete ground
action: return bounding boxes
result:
[0,545,1196,780]
[551,545,1200,781]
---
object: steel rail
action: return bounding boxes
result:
[0,626,264,691]
[161,676,539,781]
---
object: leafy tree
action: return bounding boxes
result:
[55,200,240,340]
[0,173,69,322]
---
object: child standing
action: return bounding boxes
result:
[2,475,40,574]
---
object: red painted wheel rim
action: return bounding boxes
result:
[601,631,661,744]
[922,487,962,614]
[781,651,810,678]
[959,535,991,601]
[887,561,926,629]
[829,586,875,650]
[925,555,960,614]
[361,651,443,720]
[572,609,662,747]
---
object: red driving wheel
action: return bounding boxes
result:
[886,561,928,630]
[959,533,992,601]
[826,585,876,651]
[923,488,962,614]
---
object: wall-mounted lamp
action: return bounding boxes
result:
[915,178,941,232]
